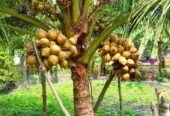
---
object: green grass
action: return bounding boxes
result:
[0,80,170,116]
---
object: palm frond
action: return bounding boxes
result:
[0,24,33,35]
[0,7,51,31]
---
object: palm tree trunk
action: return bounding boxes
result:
[41,74,47,116]
[158,41,166,75]
[71,63,94,116]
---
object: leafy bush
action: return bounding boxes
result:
[157,74,169,82]
[0,50,21,93]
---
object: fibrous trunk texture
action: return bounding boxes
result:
[71,64,94,116]
[158,41,166,75]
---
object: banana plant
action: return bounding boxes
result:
[0,0,166,115]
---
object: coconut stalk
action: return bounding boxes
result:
[118,76,123,116]
[41,73,47,116]
[93,70,116,113]
[33,43,71,116]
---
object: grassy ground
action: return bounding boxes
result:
[0,80,170,116]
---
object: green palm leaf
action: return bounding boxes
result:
[0,24,33,35]
[0,7,51,31]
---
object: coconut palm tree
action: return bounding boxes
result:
[0,0,169,115]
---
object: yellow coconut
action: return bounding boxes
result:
[58,51,70,60]
[129,68,136,74]
[118,56,127,65]
[65,51,72,58]
[36,29,47,39]
[110,46,117,55]
[110,42,117,47]
[116,38,126,45]
[40,38,50,47]
[135,69,142,78]
[60,60,68,68]
[68,35,78,45]
[112,53,121,61]
[26,55,37,65]
[56,32,67,45]
[103,39,110,45]
[43,58,52,70]
[122,51,131,58]
[48,55,59,65]
[62,40,72,50]
[121,73,130,81]
[98,49,105,56]
[121,65,129,73]
[104,53,111,62]
[49,41,56,46]
[117,45,124,53]
[125,41,134,50]
[127,59,135,67]
[131,53,139,60]
[129,47,137,53]
[41,47,51,57]
[110,33,118,42]
[103,45,110,52]
[69,45,79,56]
[35,40,41,47]
[47,29,58,41]
[50,45,61,55]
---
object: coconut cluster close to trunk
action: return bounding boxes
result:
[98,33,142,81]
[26,28,78,70]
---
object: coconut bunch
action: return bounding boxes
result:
[25,42,39,67]
[26,28,79,70]
[98,33,142,81]
[94,16,107,34]
[31,0,58,21]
